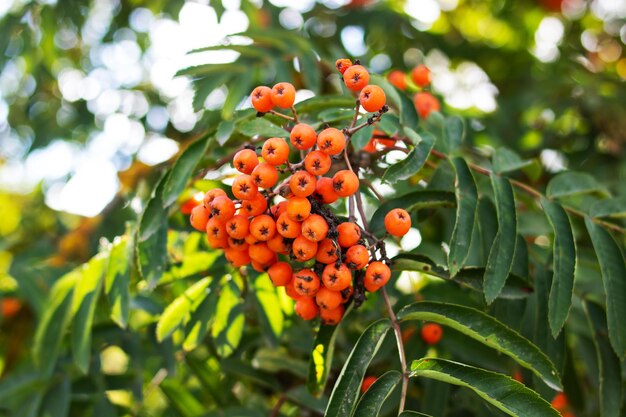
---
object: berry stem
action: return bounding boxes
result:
[290,106,300,124]
[350,99,361,129]
[268,110,295,122]
[381,286,409,413]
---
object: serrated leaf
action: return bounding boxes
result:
[492,148,533,174]
[546,171,607,199]
[448,158,479,277]
[216,120,235,146]
[584,217,626,359]
[192,73,230,112]
[33,271,79,376]
[351,120,375,150]
[299,51,320,93]
[163,136,211,207]
[176,63,246,78]
[484,175,517,303]
[409,358,560,417]
[397,301,562,390]
[212,280,245,357]
[444,116,465,153]
[399,91,419,130]
[325,319,391,417]
[222,71,253,120]
[392,254,531,299]
[156,278,211,342]
[540,197,576,337]
[105,235,131,328]
[294,95,355,113]
[250,274,284,346]
[71,252,107,373]
[238,118,288,138]
[589,197,626,219]
[183,283,219,351]
[382,129,434,183]
[319,108,355,123]
[137,194,168,286]
[353,371,401,416]
[369,190,456,237]
[583,300,622,417]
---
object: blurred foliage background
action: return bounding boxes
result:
[0,0,625,416]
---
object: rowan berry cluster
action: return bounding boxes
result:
[189,58,411,325]
[387,63,440,119]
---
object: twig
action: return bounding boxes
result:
[290,106,299,124]
[381,287,409,413]
[362,179,385,202]
[269,110,295,122]
[350,99,361,129]
[269,394,287,417]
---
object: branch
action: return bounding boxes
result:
[269,394,287,417]
[381,287,409,413]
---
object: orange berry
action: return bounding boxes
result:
[551,393,568,411]
[268,262,293,286]
[251,86,274,113]
[316,238,339,264]
[289,171,317,197]
[320,304,344,325]
[203,188,227,209]
[317,127,345,156]
[190,205,210,231]
[411,64,431,87]
[387,70,407,90]
[343,65,370,91]
[245,233,261,246]
[1,298,21,318]
[240,193,268,217]
[332,169,359,197]
[304,150,332,176]
[225,214,250,239]
[359,85,386,113]
[314,177,339,204]
[322,263,352,291]
[285,278,303,300]
[224,248,251,267]
[228,237,249,252]
[206,217,228,241]
[384,208,411,236]
[293,269,321,297]
[337,222,362,248]
[269,201,287,219]
[270,82,296,109]
[290,123,317,150]
[421,323,443,345]
[286,196,311,221]
[301,214,329,242]
[294,296,319,320]
[340,285,353,303]
[292,235,318,262]
[208,235,229,249]
[251,258,275,273]
[362,138,377,153]
[248,242,275,264]
[249,214,276,241]
[361,376,377,394]
[276,212,302,239]
[232,175,258,200]
[414,92,440,119]
[364,278,381,293]
[251,162,278,189]
[345,244,369,269]
[315,287,343,310]
[209,195,236,222]
[364,261,391,288]
[181,197,201,215]
[335,58,353,74]
[262,138,290,166]
[267,234,291,254]
[233,148,259,174]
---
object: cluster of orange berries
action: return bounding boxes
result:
[188,59,412,325]
[387,64,440,119]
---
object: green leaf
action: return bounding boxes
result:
[319,108,355,123]
[448,158,479,277]
[104,235,131,328]
[492,148,533,174]
[540,197,576,337]
[399,412,433,417]
[392,254,531,299]
[294,95,355,113]
[192,74,230,112]
[32,271,79,376]
[308,323,342,397]
[216,120,235,146]
[546,171,607,199]
[212,280,245,357]
[186,353,236,406]
[160,378,205,417]
[183,283,219,352]
[39,376,70,417]
[409,358,560,417]
[156,277,211,342]
[444,116,465,153]
[250,274,284,346]
[176,62,246,77]
[299,51,320,93]
[589,197,626,218]
[238,118,289,138]
[220,357,280,389]
[584,217,626,359]
[369,190,456,237]
[484,175,517,303]
[399,90,419,130]
[325,319,391,417]
[222,71,253,120]
[353,371,402,416]
[162,137,211,207]
[583,300,622,417]
[351,120,375,150]
[382,129,435,184]
[397,301,562,390]
[71,252,107,373]
[137,194,168,287]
